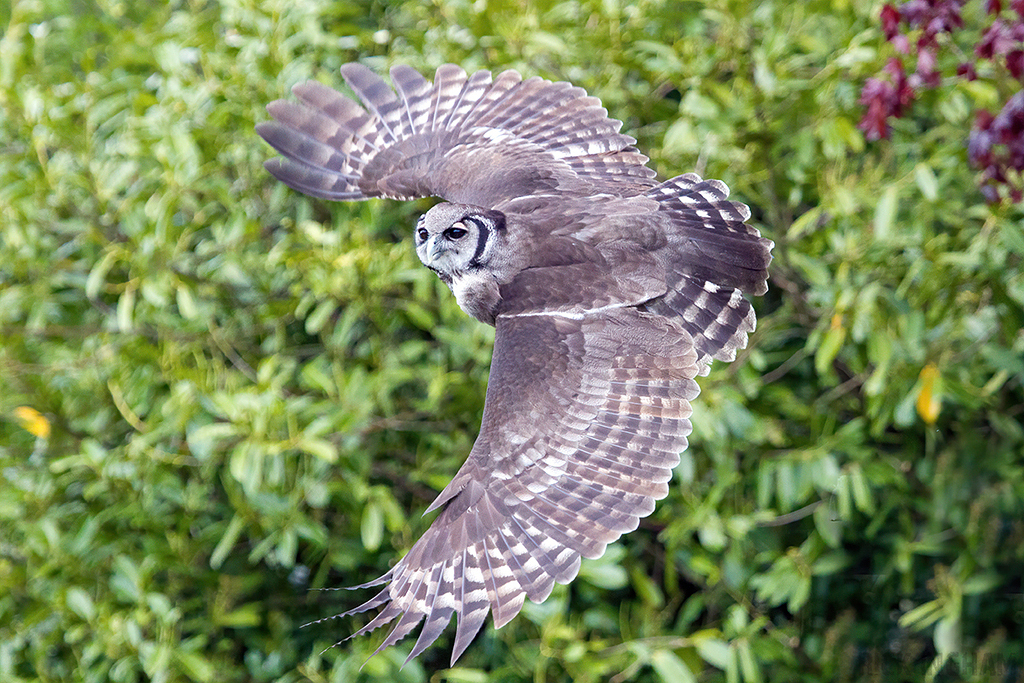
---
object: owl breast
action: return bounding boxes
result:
[450,271,502,325]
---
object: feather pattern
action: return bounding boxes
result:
[336,309,701,665]
[257,63,656,206]
[258,62,773,664]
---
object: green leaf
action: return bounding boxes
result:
[175,285,198,319]
[215,604,262,628]
[811,551,849,575]
[873,185,898,240]
[695,636,733,670]
[86,249,118,300]
[962,572,1002,595]
[117,284,136,332]
[579,545,629,590]
[65,587,96,622]
[174,650,216,682]
[630,565,665,607]
[443,668,489,683]
[210,514,245,570]
[914,163,938,201]
[849,466,875,514]
[296,435,338,463]
[933,617,960,655]
[361,501,384,552]
[788,206,824,239]
[305,298,337,335]
[737,641,762,683]
[815,325,846,376]
[899,600,944,629]
[1001,222,1024,256]
[813,502,843,548]
[652,650,697,683]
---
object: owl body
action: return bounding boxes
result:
[419,193,706,326]
[258,62,772,665]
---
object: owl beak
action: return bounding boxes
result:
[426,235,446,264]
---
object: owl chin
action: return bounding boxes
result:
[450,270,501,324]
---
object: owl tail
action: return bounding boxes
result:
[641,174,774,364]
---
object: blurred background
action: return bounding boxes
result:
[2,0,1023,681]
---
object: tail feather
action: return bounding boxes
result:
[642,278,757,365]
[631,173,772,363]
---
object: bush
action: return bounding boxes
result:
[2,1,1022,681]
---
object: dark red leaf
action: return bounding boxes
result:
[977,20,1015,59]
[968,128,993,167]
[899,0,929,27]
[917,48,941,87]
[1008,50,1024,79]
[992,91,1024,141]
[883,57,905,79]
[882,4,903,39]
[859,99,891,141]
[977,109,996,131]
[957,62,978,80]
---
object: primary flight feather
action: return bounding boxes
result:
[258,62,773,665]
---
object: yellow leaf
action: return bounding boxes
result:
[916,364,941,425]
[14,406,51,439]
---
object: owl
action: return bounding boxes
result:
[257,63,772,665]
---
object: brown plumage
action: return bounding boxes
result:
[258,62,773,665]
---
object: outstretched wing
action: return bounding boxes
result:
[256,63,657,207]
[338,307,701,665]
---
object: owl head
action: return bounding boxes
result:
[414,203,506,285]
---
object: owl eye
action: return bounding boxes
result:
[444,225,468,240]
[417,227,429,241]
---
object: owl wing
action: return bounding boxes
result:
[507,173,773,368]
[337,304,701,666]
[256,63,657,207]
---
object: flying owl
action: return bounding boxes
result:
[257,62,773,665]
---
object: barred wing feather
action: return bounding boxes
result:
[257,63,657,207]
[336,308,700,665]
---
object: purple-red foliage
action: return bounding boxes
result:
[975,20,1019,58]
[860,58,916,141]
[969,92,1024,201]
[863,1,1024,201]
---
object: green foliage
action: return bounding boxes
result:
[2,0,1022,681]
